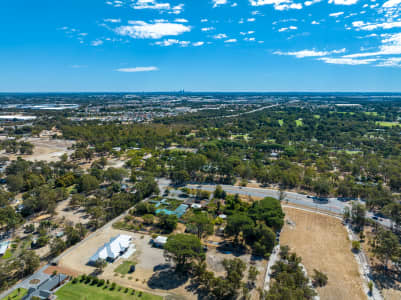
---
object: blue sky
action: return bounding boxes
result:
[1,0,401,92]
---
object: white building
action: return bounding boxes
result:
[0,241,10,256]
[89,234,132,264]
[153,236,168,248]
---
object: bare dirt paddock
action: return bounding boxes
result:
[280,206,366,300]
[10,137,75,162]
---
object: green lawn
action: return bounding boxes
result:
[364,112,378,116]
[295,119,303,127]
[278,120,284,126]
[55,282,162,300]
[115,261,136,275]
[1,249,13,259]
[1,288,27,300]
[313,115,320,119]
[376,121,400,127]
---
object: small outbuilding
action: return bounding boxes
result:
[153,236,168,248]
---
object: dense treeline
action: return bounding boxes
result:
[57,103,401,223]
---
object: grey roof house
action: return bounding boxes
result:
[23,273,68,300]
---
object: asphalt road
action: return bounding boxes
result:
[184,183,392,228]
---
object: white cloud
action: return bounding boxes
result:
[225,38,237,43]
[318,57,375,65]
[193,41,205,46]
[377,57,401,67]
[154,39,190,46]
[329,12,344,17]
[104,18,121,23]
[201,19,208,22]
[278,26,298,32]
[383,0,401,7]
[249,0,303,10]
[115,21,191,39]
[328,0,358,5]
[174,18,188,23]
[247,18,256,22]
[106,1,124,8]
[201,27,215,31]
[304,0,322,6]
[213,0,228,8]
[214,33,228,39]
[274,48,346,58]
[131,0,184,14]
[116,66,158,72]
[132,0,169,10]
[91,40,104,46]
[311,20,320,24]
[344,33,401,57]
[231,2,238,7]
[352,21,401,31]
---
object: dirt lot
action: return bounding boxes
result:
[280,206,366,300]
[54,199,90,225]
[6,137,75,162]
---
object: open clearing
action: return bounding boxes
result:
[376,121,401,128]
[54,199,90,225]
[5,137,75,162]
[280,207,366,300]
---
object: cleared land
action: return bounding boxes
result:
[376,121,401,128]
[55,199,90,225]
[280,206,366,300]
[55,282,162,300]
[5,137,75,162]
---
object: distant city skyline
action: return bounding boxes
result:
[1,0,401,92]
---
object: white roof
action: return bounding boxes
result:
[154,236,168,245]
[90,234,131,262]
[0,241,9,255]
[191,203,202,209]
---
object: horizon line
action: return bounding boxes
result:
[1,90,401,94]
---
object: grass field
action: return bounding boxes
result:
[278,119,284,126]
[376,121,401,127]
[55,282,162,300]
[314,115,320,119]
[364,112,378,116]
[280,207,365,300]
[295,119,303,127]
[115,261,136,275]
[1,288,27,300]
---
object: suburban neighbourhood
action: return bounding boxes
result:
[0,94,400,300]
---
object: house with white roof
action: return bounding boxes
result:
[89,234,132,264]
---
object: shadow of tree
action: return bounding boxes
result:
[371,265,401,291]
[148,269,188,290]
